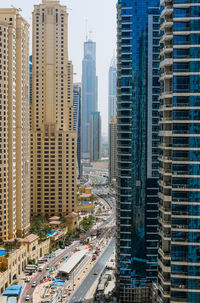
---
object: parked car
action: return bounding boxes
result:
[32,281,37,287]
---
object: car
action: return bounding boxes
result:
[93,270,98,275]
[25,277,30,282]
[32,281,37,287]
[46,265,50,270]
[25,295,30,301]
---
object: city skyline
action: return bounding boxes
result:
[1,0,200,302]
[0,0,116,136]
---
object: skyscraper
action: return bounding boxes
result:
[158,1,200,302]
[90,112,101,163]
[81,39,98,159]
[116,0,159,301]
[0,9,30,240]
[108,57,117,184]
[29,55,33,105]
[108,56,117,123]
[146,9,160,281]
[109,116,117,183]
[73,83,82,179]
[31,0,77,218]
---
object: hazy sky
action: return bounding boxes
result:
[2,0,117,136]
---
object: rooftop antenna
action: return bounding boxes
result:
[89,30,93,40]
[85,19,88,41]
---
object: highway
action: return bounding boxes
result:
[69,238,115,303]
[20,166,115,303]
[19,243,80,303]
[83,167,108,186]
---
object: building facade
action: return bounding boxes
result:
[146,9,160,281]
[116,0,159,302]
[29,55,32,105]
[158,1,200,302]
[109,116,117,183]
[108,56,117,123]
[81,39,98,159]
[90,112,101,163]
[73,83,82,179]
[0,9,30,240]
[31,0,77,218]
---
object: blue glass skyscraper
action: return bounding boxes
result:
[116,0,159,301]
[108,56,117,123]
[159,1,200,302]
[146,8,160,281]
[81,40,98,159]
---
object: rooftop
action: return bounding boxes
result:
[42,0,60,3]
[59,250,87,275]
[49,221,61,225]
[80,194,91,198]
[3,285,22,297]
[49,216,60,221]
[18,234,39,243]
[66,212,78,219]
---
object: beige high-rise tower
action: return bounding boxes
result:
[0,9,30,241]
[31,0,77,217]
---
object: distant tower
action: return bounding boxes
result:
[108,56,117,184]
[108,56,117,123]
[31,0,77,217]
[90,112,101,162]
[109,116,117,183]
[0,9,30,240]
[73,83,82,179]
[81,39,98,159]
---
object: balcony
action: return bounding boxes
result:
[159,217,171,228]
[159,130,172,137]
[159,205,171,214]
[160,117,173,124]
[160,0,173,6]
[160,58,173,68]
[160,45,173,56]
[171,298,188,303]
[161,5,173,18]
[158,284,171,298]
[159,167,172,176]
[160,32,173,44]
[159,180,172,189]
[158,247,171,260]
[160,18,173,31]
[158,155,172,163]
[158,259,171,272]
[159,192,171,202]
[160,71,173,81]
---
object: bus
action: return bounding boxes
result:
[24,265,38,273]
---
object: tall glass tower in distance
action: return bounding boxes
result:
[159,0,200,302]
[108,56,117,123]
[81,39,98,159]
